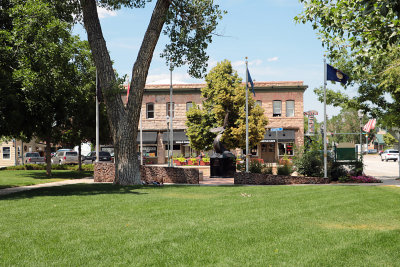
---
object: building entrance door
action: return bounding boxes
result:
[261,142,276,163]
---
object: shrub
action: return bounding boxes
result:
[277,164,292,175]
[249,160,263,174]
[236,162,245,172]
[293,150,323,177]
[236,160,263,173]
[262,165,273,174]
[350,160,364,176]
[329,162,348,181]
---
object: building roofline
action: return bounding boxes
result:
[122,81,307,94]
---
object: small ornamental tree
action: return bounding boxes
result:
[186,60,268,151]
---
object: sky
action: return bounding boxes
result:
[73,0,357,121]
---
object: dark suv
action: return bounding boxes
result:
[84,151,112,164]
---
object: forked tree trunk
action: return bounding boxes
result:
[80,0,170,185]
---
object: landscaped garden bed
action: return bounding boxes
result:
[234,172,330,185]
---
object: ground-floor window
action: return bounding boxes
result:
[142,146,157,157]
[278,143,294,156]
[2,147,10,159]
[242,146,258,157]
[164,144,181,157]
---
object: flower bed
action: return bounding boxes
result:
[339,175,382,183]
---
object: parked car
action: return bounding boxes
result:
[368,149,378,154]
[380,149,399,162]
[51,151,79,165]
[83,151,112,164]
[24,152,45,164]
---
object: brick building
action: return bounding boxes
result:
[123,81,307,164]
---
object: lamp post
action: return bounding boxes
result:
[167,117,170,167]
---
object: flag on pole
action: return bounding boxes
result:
[327,64,349,85]
[363,119,376,132]
[247,68,255,96]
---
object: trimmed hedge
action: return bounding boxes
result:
[3,164,94,171]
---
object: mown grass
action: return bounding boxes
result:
[0,170,93,189]
[1,184,399,266]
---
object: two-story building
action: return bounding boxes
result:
[123,81,307,164]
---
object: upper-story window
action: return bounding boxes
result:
[286,100,295,117]
[186,102,194,111]
[273,100,282,117]
[166,102,175,118]
[146,103,154,119]
[255,100,262,107]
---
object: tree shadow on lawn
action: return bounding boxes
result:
[0,183,242,200]
[0,183,148,200]
[20,171,94,180]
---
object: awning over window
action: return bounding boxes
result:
[262,129,295,142]
[162,131,189,144]
[136,131,158,144]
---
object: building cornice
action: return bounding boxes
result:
[121,81,308,94]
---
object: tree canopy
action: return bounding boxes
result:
[0,0,100,175]
[296,0,400,138]
[186,60,268,151]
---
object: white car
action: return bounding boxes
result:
[51,151,79,165]
[380,149,399,162]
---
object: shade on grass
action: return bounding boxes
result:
[0,184,399,266]
[0,170,93,189]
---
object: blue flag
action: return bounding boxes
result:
[327,64,349,85]
[247,68,255,96]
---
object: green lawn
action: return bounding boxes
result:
[0,184,399,266]
[0,170,93,189]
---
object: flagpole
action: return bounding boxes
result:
[169,67,173,167]
[96,69,99,163]
[323,57,327,178]
[245,57,249,173]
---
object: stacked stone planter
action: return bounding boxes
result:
[234,172,329,185]
[94,163,199,184]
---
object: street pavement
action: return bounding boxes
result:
[363,154,400,185]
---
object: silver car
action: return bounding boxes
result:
[380,149,399,162]
[51,151,79,165]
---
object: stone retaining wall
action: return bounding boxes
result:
[234,172,329,185]
[94,163,199,184]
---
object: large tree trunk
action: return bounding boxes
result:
[80,0,170,185]
[45,136,52,177]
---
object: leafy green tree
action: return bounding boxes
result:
[59,40,112,170]
[186,60,268,151]
[296,0,400,139]
[327,109,363,144]
[0,0,30,139]
[2,0,92,176]
[77,0,224,184]
[384,133,397,148]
